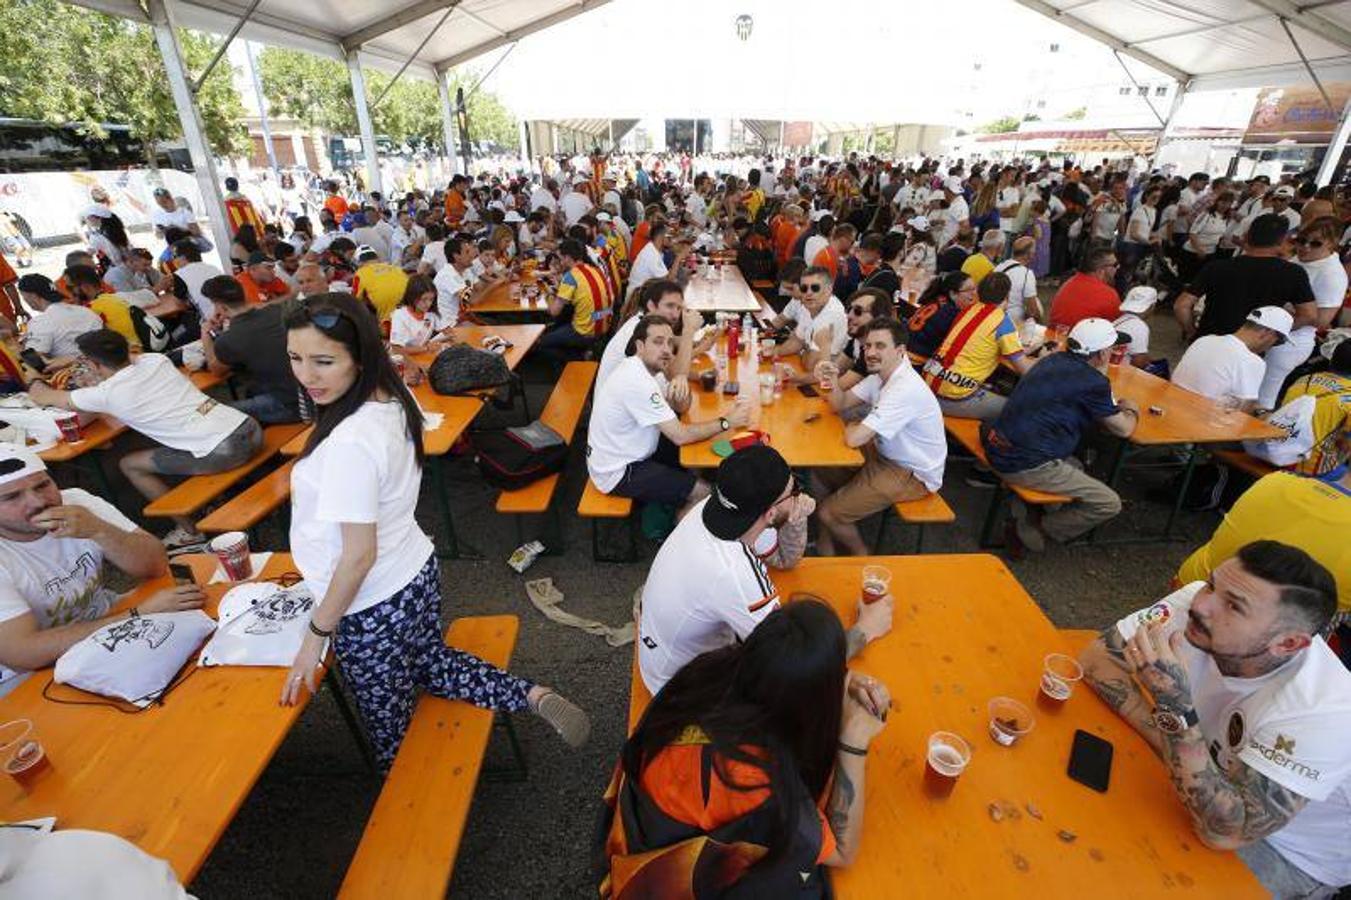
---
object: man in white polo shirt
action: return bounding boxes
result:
[638,444,891,694]
[0,446,202,697]
[629,222,691,295]
[587,315,751,516]
[597,279,706,388]
[1080,540,1351,898]
[813,317,947,555]
[1173,306,1291,413]
[767,265,849,370]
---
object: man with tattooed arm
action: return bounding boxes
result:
[1080,541,1350,899]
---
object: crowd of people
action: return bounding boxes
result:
[0,144,1348,898]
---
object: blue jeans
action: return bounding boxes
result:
[227,391,301,425]
[536,322,591,365]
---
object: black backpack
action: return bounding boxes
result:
[428,343,511,395]
[471,422,568,489]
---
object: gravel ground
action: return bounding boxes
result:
[32,256,1225,899]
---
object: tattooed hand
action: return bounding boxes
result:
[1125,624,1194,714]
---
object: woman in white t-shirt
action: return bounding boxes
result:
[279,292,588,769]
[387,275,450,355]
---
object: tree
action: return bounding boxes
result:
[256,48,355,135]
[1065,106,1088,120]
[1022,113,1041,122]
[979,116,1021,134]
[0,0,248,159]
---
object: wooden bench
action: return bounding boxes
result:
[495,361,597,549]
[1210,447,1278,480]
[874,492,957,553]
[196,460,294,536]
[142,423,306,519]
[578,478,636,562]
[338,615,522,900]
[942,416,1072,548]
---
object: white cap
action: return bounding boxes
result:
[1067,317,1130,355]
[572,175,589,186]
[81,204,112,220]
[944,176,963,194]
[595,211,612,222]
[354,244,379,262]
[0,444,48,488]
[1245,305,1293,343]
[504,210,524,223]
[907,215,930,232]
[810,208,831,222]
[1120,285,1158,314]
[1272,185,1296,198]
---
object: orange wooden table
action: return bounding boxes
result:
[1107,364,1283,445]
[772,556,1263,897]
[0,553,317,883]
[684,264,765,313]
[408,323,544,374]
[679,343,864,469]
[462,278,550,316]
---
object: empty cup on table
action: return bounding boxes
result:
[0,719,50,789]
[924,731,971,798]
[861,565,892,605]
[211,531,253,581]
[1038,653,1084,710]
[988,697,1035,746]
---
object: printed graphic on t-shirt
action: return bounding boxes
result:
[43,552,115,627]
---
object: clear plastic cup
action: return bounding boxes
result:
[1038,653,1084,710]
[924,731,971,798]
[861,565,891,605]
[988,697,1035,746]
[0,719,50,789]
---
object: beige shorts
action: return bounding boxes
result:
[818,445,930,524]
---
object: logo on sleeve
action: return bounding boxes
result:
[649,391,664,408]
[1274,734,1296,754]
[1136,602,1172,628]
[1250,733,1319,782]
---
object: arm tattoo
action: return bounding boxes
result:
[845,626,866,661]
[762,517,807,570]
[827,763,857,855]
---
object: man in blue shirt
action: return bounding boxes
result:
[982,318,1140,552]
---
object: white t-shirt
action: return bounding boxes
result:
[151,205,195,233]
[560,191,593,227]
[389,225,425,265]
[1116,583,1351,887]
[1297,254,1349,345]
[419,240,448,273]
[638,499,781,693]
[1113,313,1151,357]
[173,261,221,321]
[289,400,434,616]
[597,314,640,388]
[586,355,674,493]
[1172,334,1266,407]
[1125,204,1154,244]
[71,354,248,457]
[997,186,1023,232]
[432,263,476,326]
[994,260,1038,323]
[23,303,103,358]
[1238,206,1301,240]
[0,489,137,696]
[684,193,708,228]
[1091,197,1125,241]
[803,234,829,266]
[782,296,849,358]
[849,362,947,491]
[629,241,668,292]
[529,186,557,213]
[389,307,442,348]
[1188,210,1229,256]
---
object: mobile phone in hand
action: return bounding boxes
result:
[169,562,197,586]
[797,384,820,398]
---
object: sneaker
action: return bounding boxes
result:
[531,690,591,749]
[162,526,208,553]
[964,468,1000,489]
[1008,497,1046,553]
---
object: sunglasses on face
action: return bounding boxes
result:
[1293,237,1324,248]
[802,283,826,294]
[849,304,871,315]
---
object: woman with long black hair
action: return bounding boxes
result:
[599,599,890,898]
[279,292,589,769]
[84,207,131,272]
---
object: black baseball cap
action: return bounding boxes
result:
[703,444,793,540]
[246,250,273,266]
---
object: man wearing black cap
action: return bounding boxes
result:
[637,444,891,694]
[235,251,294,306]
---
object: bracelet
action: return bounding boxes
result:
[307,620,334,638]
[837,741,869,757]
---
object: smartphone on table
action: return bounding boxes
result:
[1067,729,1113,793]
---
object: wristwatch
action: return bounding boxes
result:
[718,416,730,432]
[1151,707,1199,735]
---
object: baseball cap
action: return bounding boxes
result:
[572,175,589,186]
[595,211,612,222]
[1272,185,1296,198]
[81,204,112,220]
[0,444,48,489]
[810,208,831,222]
[944,176,963,193]
[1245,305,1293,343]
[152,186,172,198]
[1119,285,1158,314]
[504,210,524,223]
[906,215,930,232]
[702,444,793,541]
[1067,317,1130,355]
[245,250,274,266]
[354,245,379,263]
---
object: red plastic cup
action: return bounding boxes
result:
[861,565,891,605]
[210,531,253,581]
[56,414,83,443]
[924,731,971,798]
[0,719,51,790]
[1109,344,1128,366]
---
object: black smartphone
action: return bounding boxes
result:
[20,349,46,372]
[1067,730,1113,793]
[169,562,197,586]
[721,381,739,395]
[797,384,820,398]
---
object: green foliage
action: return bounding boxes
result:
[0,0,248,158]
[256,47,355,134]
[1064,106,1088,120]
[979,116,1021,134]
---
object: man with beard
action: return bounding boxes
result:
[597,279,712,387]
[0,447,202,697]
[1080,541,1350,899]
[823,287,893,393]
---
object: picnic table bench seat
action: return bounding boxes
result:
[578,479,636,562]
[943,416,1071,506]
[142,423,307,519]
[1210,447,1278,480]
[494,361,597,515]
[196,460,295,534]
[338,614,520,900]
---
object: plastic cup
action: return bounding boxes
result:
[761,337,776,359]
[210,531,253,581]
[0,719,50,789]
[988,697,1035,746]
[700,369,717,391]
[1038,653,1084,710]
[924,731,971,798]
[1109,344,1128,366]
[56,414,83,443]
[861,565,891,605]
[759,373,775,406]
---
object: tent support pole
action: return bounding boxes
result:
[1316,98,1351,186]
[345,50,383,197]
[437,71,460,177]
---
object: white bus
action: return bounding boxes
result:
[0,118,203,245]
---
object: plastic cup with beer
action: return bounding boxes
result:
[987,697,1035,747]
[56,414,83,443]
[815,360,838,392]
[759,373,775,406]
[210,531,253,581]
[1039,653,1084,710]
[861,565,891,605]
[0,719,50,789]
[924,731,971,798]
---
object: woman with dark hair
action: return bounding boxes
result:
[83,208,131,271]
[230,224,261,272]
[908,270,975,358]
[388,274,449,354]
[280,292,588,769]
[599,599,890,898]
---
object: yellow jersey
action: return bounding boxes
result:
[90,294,140,350]
[353,263,409,322]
